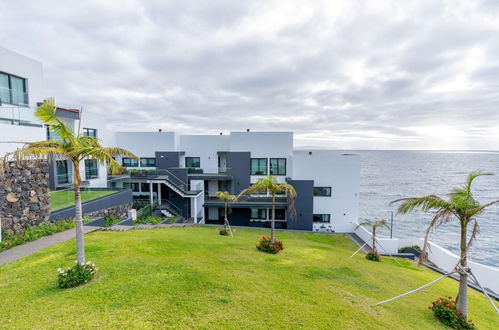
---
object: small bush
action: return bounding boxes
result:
[399,245,421,253]
[135,216,163,225]
[366,251,380,261]
[57,261,97,289]
[429,297,475,329]
[219,229,230,236]
[104,216,121,227]
[256,236,284,254]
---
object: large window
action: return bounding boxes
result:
[274,209,286,220]
[84,159,99,179]
[313,187,332,197]
[251,208,267,219]
[250,158,267,175]
[140,157,156,167]
[313,214,331,223]
[0,72,28,105]
[83,128,97,138]
[122,157,138,167]
[185,157,201,168]
[270,158,286,175]
[56,160,70,184]
[140,183,150,192]
[125,182,140,192]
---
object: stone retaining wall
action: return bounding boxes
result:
[0,160,51,235]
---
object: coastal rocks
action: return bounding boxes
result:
[0,160,51,234]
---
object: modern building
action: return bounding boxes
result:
[114,131,360,232]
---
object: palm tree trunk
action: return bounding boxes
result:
[271,195,275,243]
[73,163,85,264]
[224,202,228,231]
[456,222,468,317]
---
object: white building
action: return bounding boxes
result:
[114,130,360,232]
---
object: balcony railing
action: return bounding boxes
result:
[0,105,38,126]
[0,87,29,107]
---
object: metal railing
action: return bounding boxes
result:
[137,201,158,219]
[160,199,183,217]
[0,105,38,126]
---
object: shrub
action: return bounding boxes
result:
[256,236,284,254]
[366,251,380,261]
[57,261,97,289]
[104,216,121,227]
[399,245,421,253]
[219,229,230,236]
[135,216,164,225]
[429,297,475,329]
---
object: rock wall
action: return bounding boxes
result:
[0,160,51,235]
[85,203,132,220]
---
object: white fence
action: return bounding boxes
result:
[354,226,499,294]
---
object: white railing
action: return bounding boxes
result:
[0,105,38,125]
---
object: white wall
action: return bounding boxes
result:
[0,123,46,156]
[293,151,360,233]
[179,135,230,171]
[115,132,177,158]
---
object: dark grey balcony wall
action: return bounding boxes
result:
[155,152,181,169]
[168,167,188,184]
[285,178,314,231]
[226,152,250,195]
[50,189,133,221]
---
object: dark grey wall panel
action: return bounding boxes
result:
[226,152,250,195]
[285,178,314,231]
[155,152,181,169]
[50,189,133,221]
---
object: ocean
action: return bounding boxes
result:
[353,150,499,267]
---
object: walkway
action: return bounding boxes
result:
[0,226,101,266]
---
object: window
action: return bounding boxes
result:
[250,158,267,175]
[140,183,150,192]
[125,182,140,192]
[84,159,99,179]
[140,158,156,167]
[251,208,267,219]
[270,158,286,175]
[83,128,97,138]
[122,157,138,167]
[0,71,28,105]
[185,157,201,168]
[46,125,64,142]
[313,214,331,223]
[314,187,332,197]
[275,209,286,220]
[56,160,70,184]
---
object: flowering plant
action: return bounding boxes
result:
[256,236,284,254]
[365,250,380,261]
[57,261,97,289]
[429,297,475,329]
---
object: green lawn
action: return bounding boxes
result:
[0,227,497,329]
[50,190,116,211]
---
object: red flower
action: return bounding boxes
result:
[455,316,459,319]
[445,304,450,308]
[458,311,462,314]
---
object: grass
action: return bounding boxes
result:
[0,227,497,329]
[50,190,116,211]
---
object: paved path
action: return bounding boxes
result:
[0,226,101,266]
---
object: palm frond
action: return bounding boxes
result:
[391,195,451,214]
[35,98,75,141]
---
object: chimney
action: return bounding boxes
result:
[246,128,250,132]
[159,129,162,132]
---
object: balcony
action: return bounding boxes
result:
[0,105,39,126]
[204,195,288,208]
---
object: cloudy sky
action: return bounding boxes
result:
[2,0,499,149]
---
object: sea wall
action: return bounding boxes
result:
[0,160,51,234]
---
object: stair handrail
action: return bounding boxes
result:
[160,199,183,217]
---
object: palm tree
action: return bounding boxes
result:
[356,219,389,254]
[216,191,236,232]
[0,98,138,264]
[237,175,297,243]
[391,172,499,318]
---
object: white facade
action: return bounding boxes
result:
[293,150,360,233]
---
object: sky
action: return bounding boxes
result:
[1,0,499,150]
